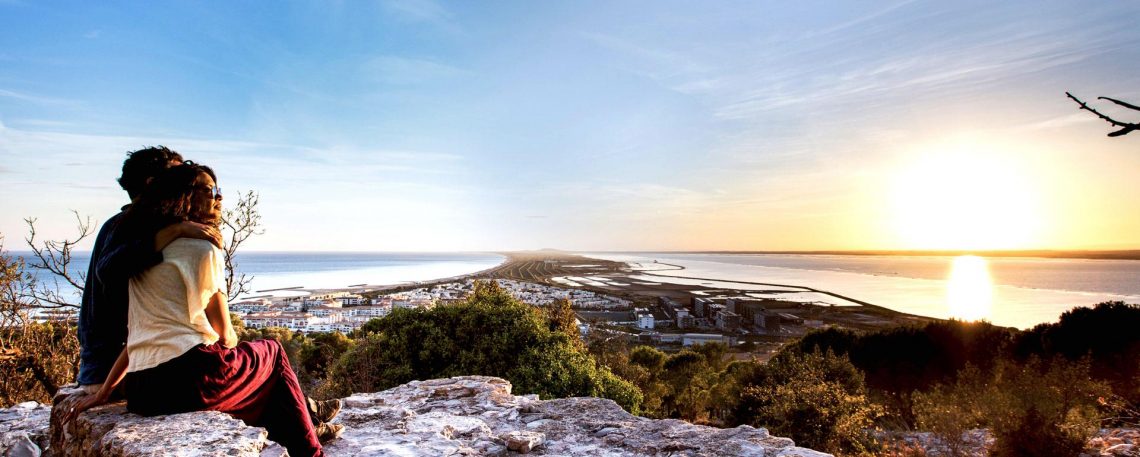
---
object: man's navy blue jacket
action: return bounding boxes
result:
[76,209,162,385]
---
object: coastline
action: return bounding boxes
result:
[276,250,1139,329]
[592,249,1140,261]
[586,252,1140,329]
[235,252,508,297]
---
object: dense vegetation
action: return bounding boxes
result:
[589,302,1139,455]
[3,237,1138,457]
[318,281,642,412]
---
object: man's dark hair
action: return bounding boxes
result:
[118,146,184,199]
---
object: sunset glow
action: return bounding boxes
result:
[1,2,1138,251]
[890,143,1044,250]
[946,255,994,321]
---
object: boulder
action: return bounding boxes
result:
[49,386,276,457]
[30,376,830,456]
[322,376,830,456]
[0,401,51,456]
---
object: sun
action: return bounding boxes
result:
[946,255,994,321]
[889,143,1044,250]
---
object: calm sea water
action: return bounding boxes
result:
[582,253,1140,329]
[230,252,504,296]
[14,251,505,301]
[16,249,1139,328]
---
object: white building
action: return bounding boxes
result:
[682,333,731,347]
[637,312,655,330]
[349,305,391,319]
[336,294,365,306]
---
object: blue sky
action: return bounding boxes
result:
[2,1,1139,251]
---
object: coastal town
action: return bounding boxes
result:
[230,252,928,354]
[231,278,633,334]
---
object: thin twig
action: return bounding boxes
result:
[1066,92,1139,137]
[1099,96,1140,112]
[221,190,264,301]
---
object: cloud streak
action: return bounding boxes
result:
[0,89,82,107]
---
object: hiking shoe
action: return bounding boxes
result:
[307,397,342,425]
[315,422,344,444]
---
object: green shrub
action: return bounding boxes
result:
[912,365,989,457]
[1013,302,1140,406]
[988,357,1105,457]
[912,357,1107,457]
[0,321,79,406]
[734,350,882,454]
[325,281,642,413]
[301,331,353,392]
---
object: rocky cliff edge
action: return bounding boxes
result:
[0,376,829,456]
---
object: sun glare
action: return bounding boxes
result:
[889,143,1043,250]
[946,255,993,321]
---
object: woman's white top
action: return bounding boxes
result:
[126,238,227,373]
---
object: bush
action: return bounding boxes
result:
[988,357,1105,457]
[1,245,80,406]
[912,357,1107,457]
[325,281,642,413]
[793,320,1015,395]
[1012,302,1140,405]
[911,365,989,457]
[301,331,353,392]
[0,321,79,406]
[734,350,882,454]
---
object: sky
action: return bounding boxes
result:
[1,1,1139,252]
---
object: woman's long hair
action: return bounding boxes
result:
[122,162,219,233]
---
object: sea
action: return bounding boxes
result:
[13,251,505,303]
[14,250,1140,329]
[582,252,1140,329]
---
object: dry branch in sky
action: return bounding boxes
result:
[1066,92,1140,137]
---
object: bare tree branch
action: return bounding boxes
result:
[221,191,264,301]
[2,235,79,401]
[1066,92,1140,137]
[1099,96,1140,112]
[21,213,93,310]
[0,237,34,328]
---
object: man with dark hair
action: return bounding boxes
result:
[77,146,223,392]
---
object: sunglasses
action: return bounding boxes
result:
[199,184,222,199]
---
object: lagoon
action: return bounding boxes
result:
[582,252,1140,329]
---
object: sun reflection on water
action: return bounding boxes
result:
[946,255,993,321]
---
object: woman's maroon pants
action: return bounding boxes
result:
[125,340,323,457]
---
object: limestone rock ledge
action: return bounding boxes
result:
[324,376,828,456]
[48,387,278,457]
[9,376,830,456]
[1,401,51,456]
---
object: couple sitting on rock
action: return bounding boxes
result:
[64,147,341,457]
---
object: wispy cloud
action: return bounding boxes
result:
[807,0,919,38]
[707,32,1105,122]
[581,32,710,82]
[0,121,478,248]
[0,123,465,181]
[531,180,711,221]
[381,0,448,22]
[0,89,82,107]
[8,119,77,129]
[361,55,467,85]
[378,0,461,34]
